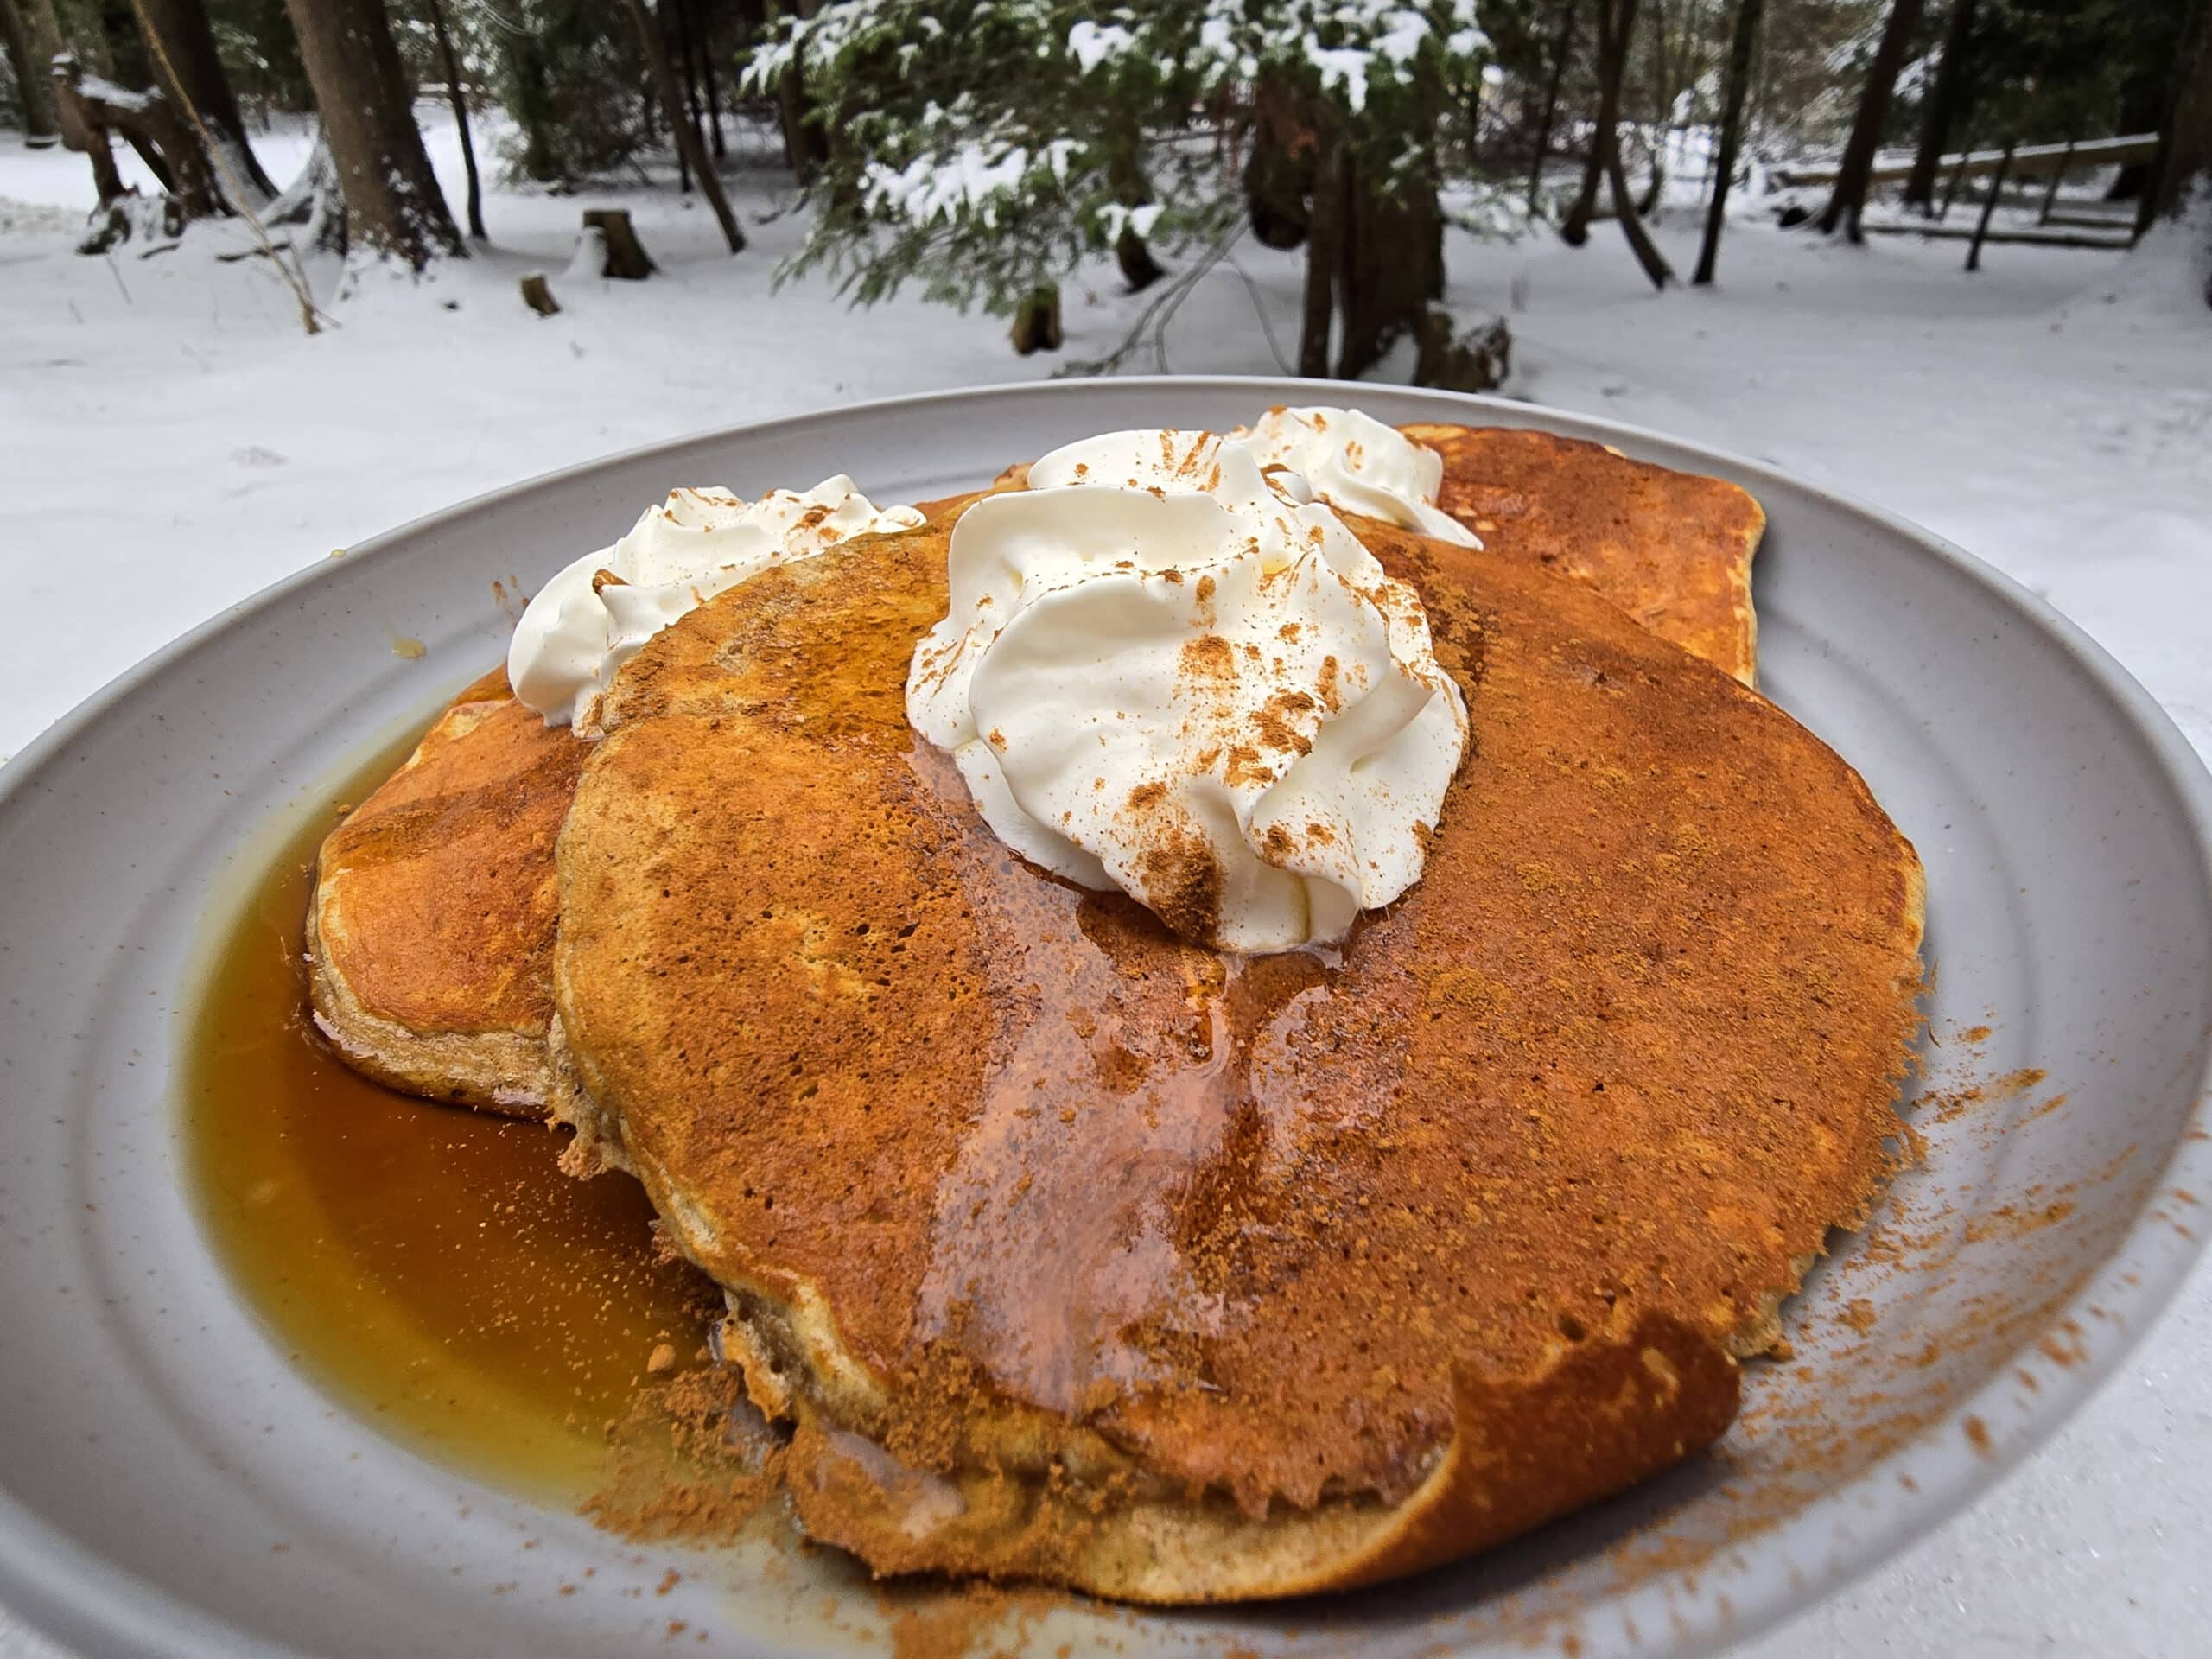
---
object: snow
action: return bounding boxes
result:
[2,114,2202,778]
[2,106,2212,1659]
[1066,20,1136,74]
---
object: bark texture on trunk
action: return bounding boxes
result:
[1693,0,1762,283]
[1562,0,1638,245]
[1606,128,1674,287]
[1298,130,1344,377]
[1,0,60,143]
[2141,0,2212,303]
[1525,0,1576,214]
[624,0,743,251]
[1633,0,1671,219]
[54,49,220,217]
[1336,160,1444,378]
[135,0,274,198]
[2107,71,2169,201]
[282,0,463,267]
[772,0,828,183]
[1903,0,1974,210]
[582,207,656,278]
[1815,0,1925,239]
[1008,285,1062,354]
[422,0,483,239]
[2148,0,2212,222]
[1245,77,1312,250]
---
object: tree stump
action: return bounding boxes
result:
[1009,287,1063,355]
[1413,309,1512,394]
[520,273,561,316]
[579,208,656,279]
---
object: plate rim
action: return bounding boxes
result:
[2,374,2208,1659]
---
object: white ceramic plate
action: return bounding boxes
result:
[1,379,2208,1659]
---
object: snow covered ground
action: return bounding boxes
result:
[2,112,2209,1657]
[3,112,2207,770]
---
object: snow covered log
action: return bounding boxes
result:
[51,51,226,251]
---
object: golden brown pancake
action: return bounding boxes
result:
[550,514,1923,1601]
[307,666,585,1114]
[1402,423,1764,684]
[307,445,1759,1116]
[307,491,988,1114]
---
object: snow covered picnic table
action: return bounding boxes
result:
[2,124,2209,1657]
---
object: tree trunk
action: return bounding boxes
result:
[50,56,129,206]
[1107,128,1164,292]
[97,0,148,87]
[1008,285,1062,354]
[1525,1,1576,215]
[1245,79,1313,249]
[1815,0,1925,239]
[1606,126,1674,287]
[281,0,464,267]
[625,0,743,251]
[582,207,655,278]
[2143,0,2212,218]
[1562,0,1638,246]
[421,0,482,239]
[770,0,827,183]
[2138,0,2211,302]
[1964,133,2012,271]
[1902,0,1974,212]
[1635,0,1671,219]
[689,0,725,160]
[2107,70,2169,201]
[661,0,690,191]
[1298,130,1344,377]
[134,0,275,199]
[1336,161,1445,378]
[1693,0,1762,284]
[511,33,559,182]
[672,0,707,170]
[0,0,60,143]
[53,49,221,218]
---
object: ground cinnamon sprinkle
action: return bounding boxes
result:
[583,1360,789,1544]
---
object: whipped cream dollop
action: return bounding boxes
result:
[508,478,923,727]
[1228,405,1479,547]
[906,428,1469,953]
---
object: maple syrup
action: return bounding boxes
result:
[180,729,713,1502]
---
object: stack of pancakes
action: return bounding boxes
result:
[306,425,1921,1601]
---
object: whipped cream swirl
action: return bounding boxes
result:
[509,478,923,728]
[906,428,1469,953]
[1229,405,1479,547]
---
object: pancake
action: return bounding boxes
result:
[307,490,987,1114]
[550,513,1923,1600]
[1402,423,1764,685]
[307,666,585,1114]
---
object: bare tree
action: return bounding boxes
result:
[623,0,744,252]
[420,0,484,240]
[135,0,274,198]
[282,0,465,267]
[1562,0,1638,245]
[1903,0,1976,212]
[1694,0,1763,283]
[1815,0,1926,239]
[0,0,60,143]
